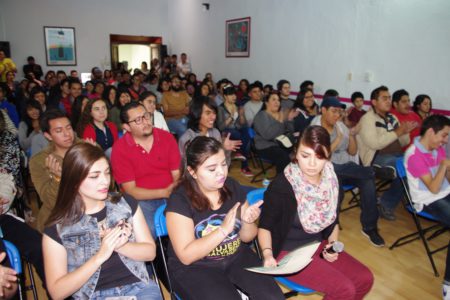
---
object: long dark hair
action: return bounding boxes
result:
[187,96,217,132]
[45,143,116,226]
[102,85,117,108]
[182,136,230,211]
[23,99,43,136]
[76,98,108,137]
[294,88,318,114]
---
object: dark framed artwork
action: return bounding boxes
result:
[226,17,251,57]
[44,26,77,66]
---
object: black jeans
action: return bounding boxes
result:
[0,215,45,284]
[423,194,450,282]
[170,246,284,300]
[257,146,292,174]
[333,162,379,231]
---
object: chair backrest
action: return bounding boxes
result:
[395,157,407,179]
[247,127,256,139]
[154,203,168,238]
[3,240,22,274]
[246,188,266,205]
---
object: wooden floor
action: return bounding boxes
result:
[25,160,448,299]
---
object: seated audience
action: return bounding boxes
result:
[293,88,318,133]
[277,79,295,111]
[0,50,17,83]
[253,91,296,173]
[68,80,83,105]
[413,94,433,120]
[18,99,42,153]
[111,90,132,131]
[243,83,263,127]
[346,91,366,128]
[43,143,161,300]
[263,84,274,96]
[0,85,19,127]
[30,109,78,232]
[356,86,417,220]
[23,56,43,80]
[311,97,385,246]
[177,53,192,79]
[404,115,450,299]
[161,75,190,137]
[236,78,249,105]
[217,84,252,176]
[390,89,422,149]
[78,99,119,155]
[214,78,229,107]
[194,82,211,99]
[179,96,241,164]
[299,80,314,93]
[138,91,169,131]
[259,125,374,299]
[323,89,339,100]
[111,102,181,237]
[166,136,284,299]
[70,95,89,128]
[84,80,95,98]
[128,73,147,101]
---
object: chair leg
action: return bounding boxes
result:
[25,261,38,300]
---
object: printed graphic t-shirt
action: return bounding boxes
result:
[166,178,246,270]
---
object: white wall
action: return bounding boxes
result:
[0,0,168,76]
[118,44,150,71]
[168,0,450,111]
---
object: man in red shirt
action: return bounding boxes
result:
[390,89,422,150]
[111,102,181,236]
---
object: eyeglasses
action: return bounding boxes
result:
[128,112,153,125]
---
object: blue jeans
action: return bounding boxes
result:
[91,281,162,300]
[372,154,403,210]
[167,117,188,138]
[423,194,450,281]
[333,162,379,231]
[139,199,166,238]
[223,127,250,168]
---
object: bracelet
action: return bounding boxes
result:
[49,173,61,183]
[262,248,272,253]
[218,227,227,238]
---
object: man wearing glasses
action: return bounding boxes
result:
[111,102,181,237]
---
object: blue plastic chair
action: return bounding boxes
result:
[247,188,316,297]
[3,240,21,274]
[389,157,447,277]
[247,127,275,183]
[154,204,182,300]
[340,184,360,212]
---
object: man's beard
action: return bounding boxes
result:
[172,86,182,92]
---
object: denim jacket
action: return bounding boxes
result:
[56,196,150,299]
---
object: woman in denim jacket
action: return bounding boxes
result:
[42,143,161,300]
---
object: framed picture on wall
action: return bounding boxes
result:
[44,26,77,66]
[226,17,251,57]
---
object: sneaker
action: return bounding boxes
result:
[379,205,396,221]
[233,152,247,161]
[443,282,450,300]
[361,229,385,247]
[373,164,396,180]
[241,167,253,177]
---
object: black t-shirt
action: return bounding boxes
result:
[165,178,246,270]
[44,195,140,291]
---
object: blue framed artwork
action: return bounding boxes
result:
[44,26,77,66]
[226,17,251,57]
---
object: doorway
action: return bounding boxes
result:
[110,34,163,71]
